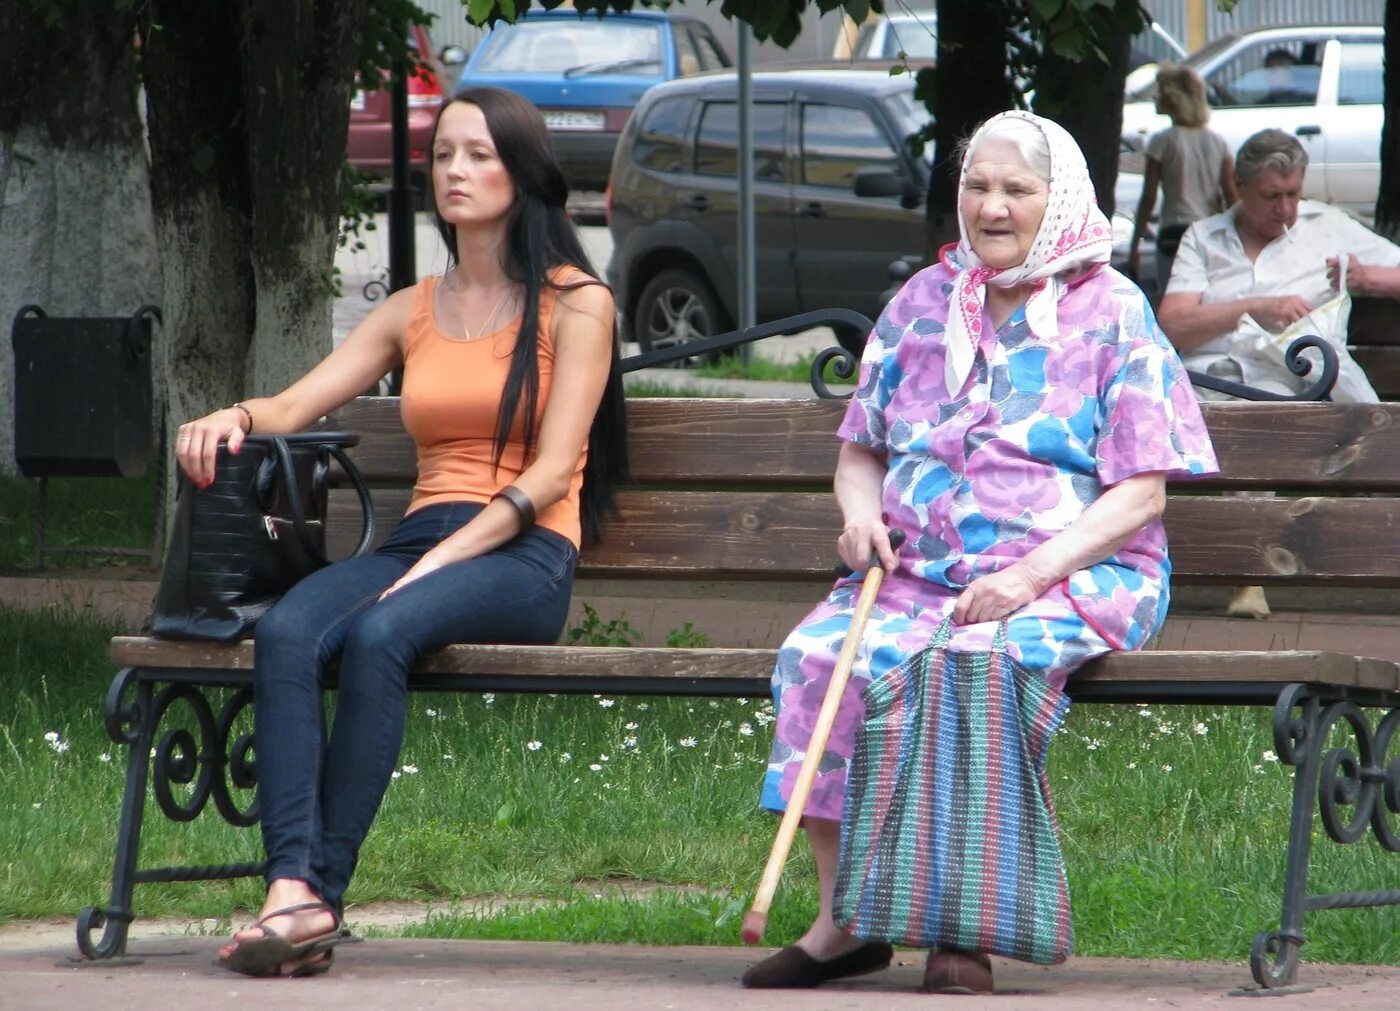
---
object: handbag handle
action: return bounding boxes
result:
[252,432,375,566]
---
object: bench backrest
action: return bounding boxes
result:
[328,397,1400,588]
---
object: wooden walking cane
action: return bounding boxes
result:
[740,529,904,945]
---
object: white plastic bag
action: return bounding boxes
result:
[1229,259,1377,403]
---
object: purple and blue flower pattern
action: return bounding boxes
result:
[760,259,1219,820]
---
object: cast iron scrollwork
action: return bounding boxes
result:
[1186,335,1339,402]
[810,346,859,399]
[149,683,259,826]
[1249,684,1400,990]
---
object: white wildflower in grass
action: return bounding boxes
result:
[1263,749,1279,763]
[739,723,754,737]
[624,721,639,731]
[559,751,572,762]
[589,763,603,772]
[402,764,419,774]
[599,754,609,762]
[1162,764,1173,773]
[99,753,112,763]
[481,693,496,706]
[636,703,651,711]
[1157,723,1174,735]
[32,802,42,809]
[1086,739,1102,751]
[1253,764,1265,774]
[526,740,543,752]
[708,700,720,708]
[722,720,733,728]
[1126,762,1138,770]
[1137,708,1154,718]
[1194,722,1209,736]
[44,731,70,754]
[425,708,438,717]
[679,736,698,748]
[598,698,616,708]
[621,736,638,749]
[755,711,775,727]
[44,731,59,744]
[443,753,455,761]
[391,771,401,780]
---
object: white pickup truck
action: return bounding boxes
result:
[1121,25,1382,217]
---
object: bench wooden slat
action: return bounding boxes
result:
[332,398,1400,490]
[108,637,1399,693]
[327,490,1400,584]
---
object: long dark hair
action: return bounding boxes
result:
[429,87,628,543]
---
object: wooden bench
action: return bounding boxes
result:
[83,329,1400,993]
[1347,296,1400,401]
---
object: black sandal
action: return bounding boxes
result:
[218,900,348,978]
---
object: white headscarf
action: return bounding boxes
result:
[942,110,1115,397]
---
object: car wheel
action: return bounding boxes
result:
[632,268,733,367]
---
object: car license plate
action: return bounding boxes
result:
[543,110,605,131]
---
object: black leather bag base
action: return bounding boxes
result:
[151,432,374,641]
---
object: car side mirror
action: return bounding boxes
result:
[852,166,905,199]
[440,45,468,69]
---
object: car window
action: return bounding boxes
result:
[693,29,729,70]
[694,101,788,182]
[881,17,937,60]
[675,28,702,77]
[1206,38,1324,108]
[801,103,899,188]
[632,96,693,173]
[475,21,664,76]
[1337,42,1382,106]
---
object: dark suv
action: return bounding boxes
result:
[606,66,930,355]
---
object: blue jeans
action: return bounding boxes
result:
[252,501,576,911]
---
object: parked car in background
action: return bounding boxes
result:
[607,65,930,356]
[347,24,448,194]
[1121,25,1383,216]
[457,9,730,192]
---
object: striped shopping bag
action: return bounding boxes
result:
[833,618,1073,964]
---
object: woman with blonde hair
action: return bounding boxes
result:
[1128,64,1238,293]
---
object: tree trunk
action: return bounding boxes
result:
[927,0,1020,253]
[1031,5,1134,215]
[140,0,365,518]
[0,5,159,478]
[1377,0,1400,241]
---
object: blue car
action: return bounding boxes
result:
[457,9,730,191]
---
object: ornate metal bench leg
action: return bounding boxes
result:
[76,669,152,961]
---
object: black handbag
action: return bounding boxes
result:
[150,432,375,641]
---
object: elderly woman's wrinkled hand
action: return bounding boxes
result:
[953,563,1046,626]
[176,409,250,489]
[838,521,899,577]
[1251,294,1313,331]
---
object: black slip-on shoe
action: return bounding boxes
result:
[741,941,895,989]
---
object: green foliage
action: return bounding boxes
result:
[564,603,642,647]
[664,622,712,648]
[358,0,437,91]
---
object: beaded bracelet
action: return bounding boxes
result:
[230,402,254,434]
[491,484,536,529]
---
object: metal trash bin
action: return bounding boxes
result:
[11,304,160,477]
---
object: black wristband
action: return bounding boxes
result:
[491,484,536,529]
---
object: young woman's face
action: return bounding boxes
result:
[959,138,1049,270]
[431,102,516,228]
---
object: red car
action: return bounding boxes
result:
[346,25,450,194]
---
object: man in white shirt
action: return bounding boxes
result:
[1159,128,1400,394]
[1158,128,1400,619]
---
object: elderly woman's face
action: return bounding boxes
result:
[960,139,1048,270]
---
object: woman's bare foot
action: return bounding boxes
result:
[217,878,339,972]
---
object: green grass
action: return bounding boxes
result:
[0,472,159,571]
[692,350,856,386]
[3,601,1400,964]
[622,380,717,398]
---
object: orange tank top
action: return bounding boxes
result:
[399,268,588,547]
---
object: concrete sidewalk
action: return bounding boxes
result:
[7,936,1400,1010]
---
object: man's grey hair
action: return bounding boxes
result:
[1235,128,1309,184]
